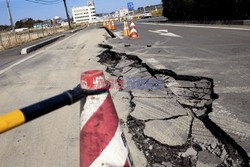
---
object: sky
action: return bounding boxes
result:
[0,0,161,25]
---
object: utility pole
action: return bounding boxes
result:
[63,0,72,29]
[6,0,16,39]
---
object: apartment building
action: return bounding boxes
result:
[72,1,96,24]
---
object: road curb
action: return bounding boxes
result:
[103,27,116,38]
[21,34,65,55]
[71,25,87,33]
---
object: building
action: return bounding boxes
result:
[15,28,28,32]
[119,8,129,18]
[144,4,163,12]
[72,1,96,24]
[61,20,69,27]
[52,16,63,26]
[33,20,52,29]
[110,11,119,19]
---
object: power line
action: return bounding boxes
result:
[25,0,72,29]
[24,0,63,5]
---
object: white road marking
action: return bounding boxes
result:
[0,31,82,75]
[142,22,250,31]
[146,58,165,69]
[113,31,124,39]
[149,29,182,38]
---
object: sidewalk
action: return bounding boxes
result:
[0,27,108,167]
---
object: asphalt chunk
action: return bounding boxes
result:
[131,97,188,121]
[144,116,192,146]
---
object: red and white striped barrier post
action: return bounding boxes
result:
[80,70,132,167]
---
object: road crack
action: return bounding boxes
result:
[97,43,250,166]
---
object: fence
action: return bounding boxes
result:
[0,26,69,51]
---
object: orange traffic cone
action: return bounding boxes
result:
[129,20,139,39]
[103,20,106,27]
[123,21,130,37]
[105,20,108,28]
[107,20,112,30]
[111,20,116,30]
[80,70,132,167]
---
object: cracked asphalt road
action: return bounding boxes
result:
[0,20,250,166]
[101,20,250,166]
[111,20,250,124]
[0,27,108,167]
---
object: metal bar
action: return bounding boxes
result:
[0,85,108,134]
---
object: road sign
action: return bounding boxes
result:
[127,2,134,11]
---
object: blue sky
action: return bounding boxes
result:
[0,0,161,25]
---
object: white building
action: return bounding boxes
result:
[119,8,129,17]
[72,1,96,24]
[15,28,28,32]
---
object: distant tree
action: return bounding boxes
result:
[0,25,10,31]
[25,18,36,28]
[15,21,24,28]
[35,20,43,23]
[15,18,36,28]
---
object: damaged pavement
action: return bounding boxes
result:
[97,42,250,166]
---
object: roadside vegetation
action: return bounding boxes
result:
[151,9,163,17]
[0,27,66,51]
[162,0,250,20]
[0,22,86,51]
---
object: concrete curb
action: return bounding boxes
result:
[70,25,87,33]
[21,34,65,55]
[103,27,116,38]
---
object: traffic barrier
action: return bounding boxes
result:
[80,70,132,167]
[111,20,116,30]
[130,20,136,29]
[129,20,139,40]
[123,21,130,37]
[107,20,111,30]
[103,20,107,27]
[0,70,132,166]
[106,20,109,28]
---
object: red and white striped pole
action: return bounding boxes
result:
[80,70,132,167]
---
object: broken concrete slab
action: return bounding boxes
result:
[209,103,250,155]
[180,147,198,158]
[144,116,192,146]
[192,108,207,117]
[123,123,148,166]
[131,97,188,121]
[115,59,134,69]
[123,68,152,80]
[191,118,238,166]
[111,90,131,121]
[177,79,212,89]
[131,88,172,98]
[197,150,222,167]
[192,118,219,146]
[161,162,172,167]
[210,103,250,139]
